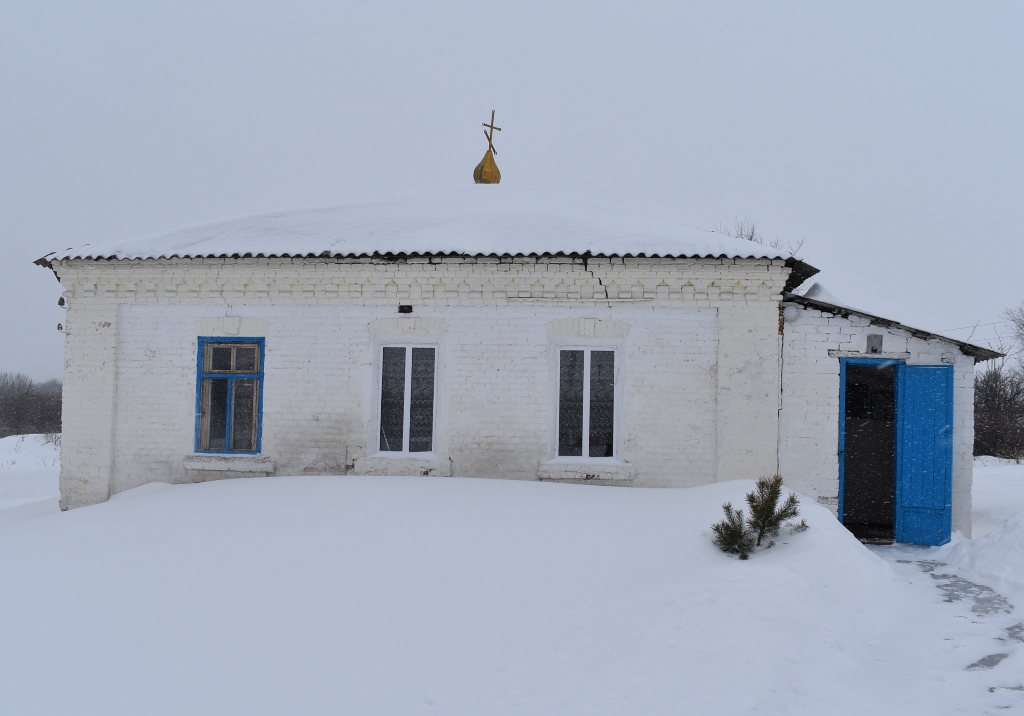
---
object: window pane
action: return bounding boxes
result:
[231,379,257,451]
[210,346,232,372]
[558,350,584,456]
[199,380,212,449]
[234,346,258,373]
[409,348,435,452]
[589,351,615,457]
[202,378,229,450]
[379,347,406,451]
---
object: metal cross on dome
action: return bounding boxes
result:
[482,110,501,155]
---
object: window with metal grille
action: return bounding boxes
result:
[379,346,436,453]
[196,338,264,453]
[558,349,615,458]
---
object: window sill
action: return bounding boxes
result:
[183,455,275,480]
[537,458,635,483]
[354,454,453,477]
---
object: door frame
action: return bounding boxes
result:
[837,357,903,526]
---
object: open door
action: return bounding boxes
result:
[895,364,954,546]
[840,360,955,546]
[840,360,897,542]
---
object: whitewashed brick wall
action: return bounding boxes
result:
[57,300,118,509]
[55,256,790,508]
[778,303,976,536]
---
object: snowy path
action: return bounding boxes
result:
[868,458,1024,712]
[871,545,1024,710]
[866,458,1024,712]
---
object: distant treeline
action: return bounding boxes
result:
[975,364,1024,461]
[0,373,62,438]
[975,302,1024,461]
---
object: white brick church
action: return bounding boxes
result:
[38,185,997,545]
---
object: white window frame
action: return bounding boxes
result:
[375,343,438,456]
[554,345,619,461]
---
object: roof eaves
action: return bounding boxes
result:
[783,293,1003,362]
[783,257,820,294]
[40,249,799,262]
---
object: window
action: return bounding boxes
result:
[379,346,436,453]
[196,338,264,453]
[558,349,615,457]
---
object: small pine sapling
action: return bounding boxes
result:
[711,502,756,559]
[746,475,800,547]
[710,475,807,559]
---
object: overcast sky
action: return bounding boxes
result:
[2,2,1021,381]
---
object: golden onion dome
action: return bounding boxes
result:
[473,150,500,184]
[474,111,501,184]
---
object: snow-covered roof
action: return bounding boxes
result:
[783,290,1002,362]
[793,282,855,310]
[39,185,801,264]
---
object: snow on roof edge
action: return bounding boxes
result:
[37,186,797,262]
[784,292,1002,362]
[33,187,819,294]
[38,249,795,262]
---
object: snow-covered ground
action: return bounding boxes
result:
[973,456,1024,538]
[0,434,61,525]
[0,439,1022,715]
[934,457,1024,611]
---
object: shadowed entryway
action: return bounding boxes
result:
[841,362,897,542]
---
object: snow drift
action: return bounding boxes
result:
[971,456,1024,537]
[945,511,1024,595]
[0,475,993,715]
[0,434,60,521]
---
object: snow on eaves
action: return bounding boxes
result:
[39,185,793,263]
[795,282,855,310]
[784,288,1003,362]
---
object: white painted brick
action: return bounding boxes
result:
[779,304,976,535]
[55,256,788,507]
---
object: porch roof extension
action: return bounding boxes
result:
[784,292,1002,362]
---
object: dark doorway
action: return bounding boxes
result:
[842,362,897,542]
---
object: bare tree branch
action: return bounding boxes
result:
[713,216,805,259]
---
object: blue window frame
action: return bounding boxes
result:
[195,337,265,454]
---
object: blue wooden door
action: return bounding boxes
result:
[895,365,954,545]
